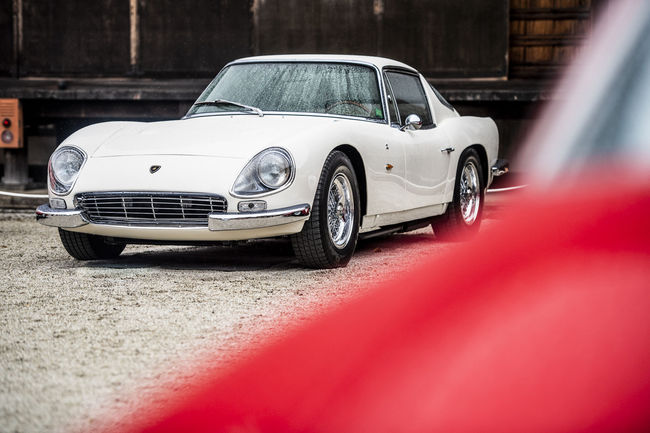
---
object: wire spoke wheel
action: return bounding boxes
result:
[291,151,360,268]
[327,173,354,248]
[431,149,484,241]
[459,161,480,225]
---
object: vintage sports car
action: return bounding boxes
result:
[36,55,501,268]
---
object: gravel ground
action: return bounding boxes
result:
[0,210,499,433]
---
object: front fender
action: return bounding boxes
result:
[59,121,144,157]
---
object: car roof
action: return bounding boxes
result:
[228,54,418,73]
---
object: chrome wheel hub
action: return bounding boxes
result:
[327,173,354,248]
[459,161,480,225]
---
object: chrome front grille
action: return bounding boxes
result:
[76,192,227,226]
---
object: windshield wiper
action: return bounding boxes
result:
[193,99,264,117]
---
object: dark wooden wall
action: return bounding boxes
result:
[379,0,508,78]
[0,0,509,79]
[139,0,251,77]
[21,0,131,76]
[253,0,378,57]
[0,0,606,186]
[0,0,14,76]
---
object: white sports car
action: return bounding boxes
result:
[36,55,501,268]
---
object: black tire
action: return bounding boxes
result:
[431,148,485,241]
[291,151,360,268]
[58,228,126,260]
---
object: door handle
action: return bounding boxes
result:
[441,147,455,153]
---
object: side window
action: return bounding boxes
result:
[430,83,455,111]
[383,77,399,126]
[385,71,434,128]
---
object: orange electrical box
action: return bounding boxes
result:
[0,98,23,149]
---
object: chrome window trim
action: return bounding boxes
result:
[429,82,455,112]
[382,71,401,127]
[382,67,436,129]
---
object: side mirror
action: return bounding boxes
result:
[401,114,422,131]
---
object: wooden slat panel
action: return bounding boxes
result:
[256,0,508,79]
[20,0,130,77]
[0,0,13,77]
[509,0,594,79]
[381,0,508,78]
[510,64,565,78]
[511,8,591,20]
[254,0,377,57]
[512,35,587,46]
[139,0,251,77]
[512,0,591,8]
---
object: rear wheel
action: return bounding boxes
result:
[59,229,126,260]
[432,149,485,240]
[292,151,360,268]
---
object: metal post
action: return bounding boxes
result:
[1,147,31,190]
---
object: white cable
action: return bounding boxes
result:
[0,191,48,198]
[0,185,527,199]
[487,185,528,193]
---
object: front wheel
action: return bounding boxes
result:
[59,229,126,260]
[291,151,360,268]
[431,149,485,241]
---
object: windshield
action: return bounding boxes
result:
[187,62,384,120]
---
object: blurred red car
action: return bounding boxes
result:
[111,1,650,432]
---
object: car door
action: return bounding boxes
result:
[384,70,451,208]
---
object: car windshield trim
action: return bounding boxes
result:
[184,110,388,124]
[186,61,388,124]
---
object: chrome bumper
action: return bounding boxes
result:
[36,203,311,231]
[208,204,311,231]
[36,204,89,228]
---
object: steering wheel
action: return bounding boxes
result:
[325,100,371,115]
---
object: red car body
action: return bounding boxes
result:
[104,0,650,431]
[120,176,650,433]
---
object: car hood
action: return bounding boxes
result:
[88,115,345,159]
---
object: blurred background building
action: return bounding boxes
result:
[0,0,607,189]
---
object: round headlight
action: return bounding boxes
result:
[49,146,85,195]
[257,150,291,188]
[231,147,294,196]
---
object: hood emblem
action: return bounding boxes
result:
[150,165,161,174]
